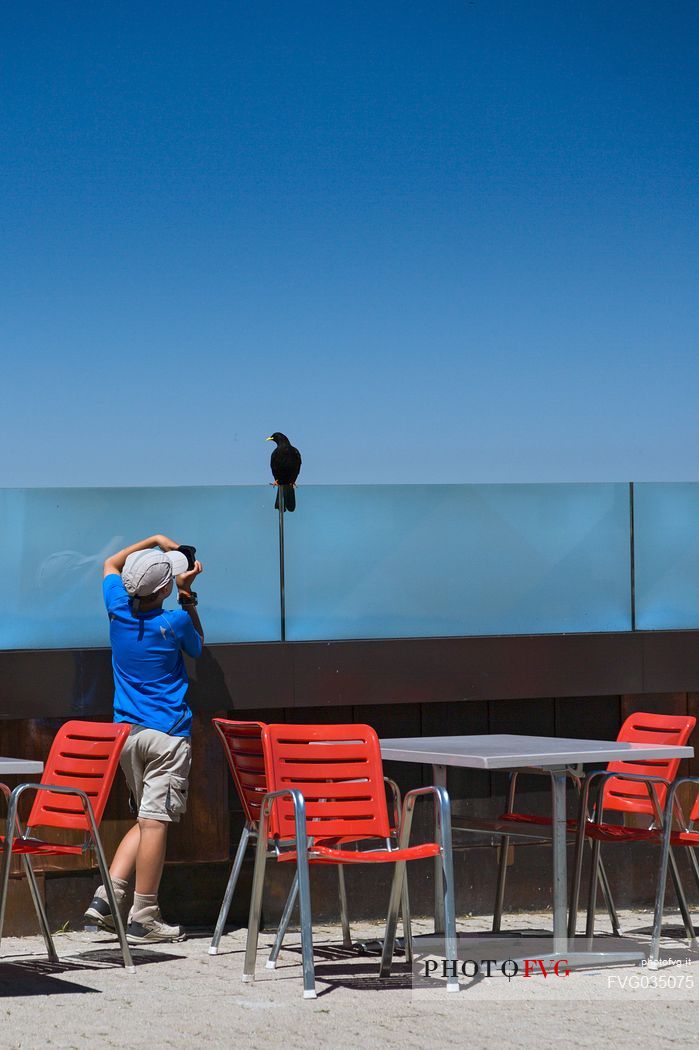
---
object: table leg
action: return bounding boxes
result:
[433,763,446,935]
[550,768,568,954]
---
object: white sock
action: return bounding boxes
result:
[96,878,128,904]
[132,893,158,918]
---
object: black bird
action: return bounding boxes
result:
[266,432,302,512]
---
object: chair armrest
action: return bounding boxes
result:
[580,770,671,825]
[584,770,671,787]
[6,782,97,840]
[398,785,453,851]
[665,776,699,791]
[259,787,306,812]
[10,781,94,806]
[502,767,582,817]
[662,776,699,828]
[0,783,16,839]
[258,788,308,851]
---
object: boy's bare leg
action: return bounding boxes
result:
[133,818,168,895]
[126,819,183,942]
[107,818,168,892]
[109,823,141,882]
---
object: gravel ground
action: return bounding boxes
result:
[0,909,697,1050]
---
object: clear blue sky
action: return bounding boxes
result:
[2,1,697,486]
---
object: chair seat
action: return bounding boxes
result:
[0,835,84,856]
[499,812,579,829]
[277,841,441,865]
[584,823,660,843]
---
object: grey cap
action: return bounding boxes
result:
[121,549,189,598]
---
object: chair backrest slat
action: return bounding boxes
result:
[212,719,268,828]
[27,721,132,832]
[262,723,391,842]
[603,712,696,816]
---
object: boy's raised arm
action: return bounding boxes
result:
[103,535,180,576]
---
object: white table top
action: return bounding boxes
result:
[379,733,694,770]
[0,757,44,775]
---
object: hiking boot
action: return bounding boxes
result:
[126,905,185,943]
[83,896,117,931]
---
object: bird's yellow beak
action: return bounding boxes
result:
[265,436,273,442]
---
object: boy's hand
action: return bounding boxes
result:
[176,560,203,593]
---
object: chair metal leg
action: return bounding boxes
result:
[650,809,674,967]
[571,771,639,940]
[266,870,299,969]
[597,857,621,935]
[492,836,510,933]
[493,772,517,933]
[568,785,590,938]
[401,874,413,964]
[79,795,135,972]
[209,825,251,955]
[242,827,269,984]
[380,797,417,980]
[667,848,698,946]
[89,824,135,973]
[0,795,17,954]
[687,845,699,893]
[572,843,619,937]
[21,854,58,963]
[650,783,698,967]
[292,806,316,999]
[380,785,458,992]
[585,838,601,940]
[0,785,58,963]
[649,847,697,967]
[569,774,621,940]
[379,858,406,980]
[244,788,315,999]
[384,780,412,960]
[337,866,352,949]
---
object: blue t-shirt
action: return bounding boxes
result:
[103,574,202,737]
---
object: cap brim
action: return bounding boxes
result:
[165,551,190,576]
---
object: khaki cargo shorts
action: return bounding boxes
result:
[120,726,192,823]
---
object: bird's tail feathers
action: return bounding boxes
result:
[272,487,293,512]
[275,485,296,512]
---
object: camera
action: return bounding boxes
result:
[177,544,197,571]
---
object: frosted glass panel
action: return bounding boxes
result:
[634,483,699,630]
[0,487,280,648]
[284,484,631,640]
[1,483,638,650]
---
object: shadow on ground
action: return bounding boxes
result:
[0,944,185,997]
[0,961,98,997]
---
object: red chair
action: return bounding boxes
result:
[568,711,696,939]
[490,712,695,935]
[208,720,269,955]
[242,723,458,998]
[0,720,134,971]
[208,718,410,962]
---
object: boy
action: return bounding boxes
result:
[83,534,203,942]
